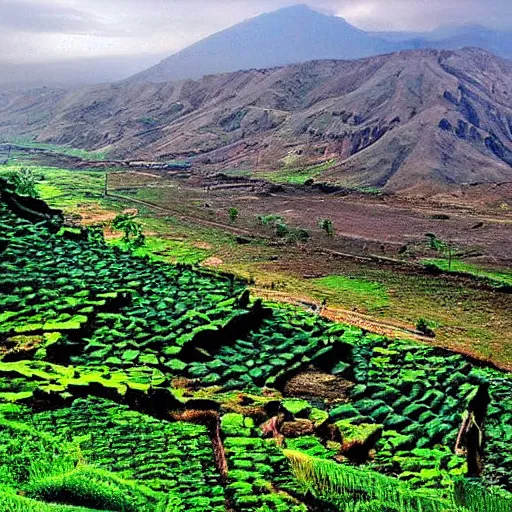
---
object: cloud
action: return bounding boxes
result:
[0,0,116,35]
[333,0,512,31]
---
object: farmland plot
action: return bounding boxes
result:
[1,177,511,511]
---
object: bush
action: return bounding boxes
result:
[228,208,239,223]
[112,213,145,248]
[416,318,435,337]
[319,218,334,237]
[7,168,39,198]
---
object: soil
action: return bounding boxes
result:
[283,370,354,403]
[108,170,512,267]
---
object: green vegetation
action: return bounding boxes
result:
[110,235,212,265]
[319,218,334,237]
[1,175,512,511]
[256,159,337,185]
[0,164,111,216]
[111,213,145,248]
[228,207,239,223]
[313,275,389,310]
[5,137,109,161]
[286,451,512,511]
[7,167,39,198]
[423,258,512,288]
[258,214,310,243]
[416,318,435,337]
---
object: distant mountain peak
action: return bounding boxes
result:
[128,4,392,84]
[274,3,316,13]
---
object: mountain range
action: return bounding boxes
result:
[3,47,512,195]
[129,5,512,85]
[3,5,512,87]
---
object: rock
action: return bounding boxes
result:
[333,420,383,463]
[280,419,315,437]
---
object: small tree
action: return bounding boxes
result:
[228,207,239,223]
[112,213,145,248]
[425,233,444,251]
[445,242,455,271]
[416,318,435,337]
[319,218,334,237]
[8,167,39,198]
[425,233,455,270]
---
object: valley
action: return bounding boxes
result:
[1,11,512,507]
[1,147,512,511]
[2,148,511,369]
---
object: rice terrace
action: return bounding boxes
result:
[1,2,512,511]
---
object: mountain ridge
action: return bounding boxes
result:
[2,47,512,195]
[127,4,512,85]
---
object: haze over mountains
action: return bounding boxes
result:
[131,5,512,84]
[3,4,512,87]
[129,5,396,84]
[3,47,512,195]
[0,54,169,88]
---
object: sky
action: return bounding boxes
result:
[2,0,512,66]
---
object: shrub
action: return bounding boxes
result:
[7,168,39,198]
[416,318,435,337]
[228,208,239,223]
[319,218,334,237]
[112,213,145,248]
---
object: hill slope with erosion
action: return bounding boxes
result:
[2,48,512,194]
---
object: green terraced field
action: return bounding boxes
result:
[1,176,512,511]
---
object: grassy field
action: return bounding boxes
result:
[4,138,110,161]
[3,162,512,371]
[423,258,512,287]
[2,161,512,510]
[255,159,337,185]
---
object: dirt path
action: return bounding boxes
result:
[252,288,431,342]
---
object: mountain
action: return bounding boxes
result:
[4,5,512,88]
[128,5,512,85]
[2,48,512,195]
[129,4,396,83]
[376,24,512,60]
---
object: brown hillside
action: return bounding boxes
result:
[1,48,512,194]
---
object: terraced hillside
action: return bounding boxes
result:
[1,176,512,511]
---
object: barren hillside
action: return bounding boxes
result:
[2,48,512,193]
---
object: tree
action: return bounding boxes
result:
[416,318,435,337]
[228,207,239,223]
[425,233,455,270]
[8,167,39,198]
[319,218,334,237]
[112,213,145,248]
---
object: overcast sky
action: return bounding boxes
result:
[2,0,512,64]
